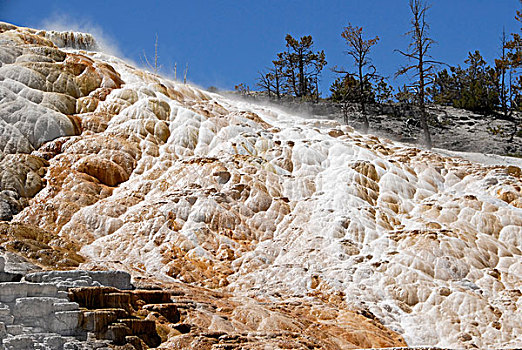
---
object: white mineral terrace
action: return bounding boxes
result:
[0,23,520,348]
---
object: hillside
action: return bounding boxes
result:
[0,22,521,349]
[228,95,522,159]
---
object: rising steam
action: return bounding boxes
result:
[40,14,123,57]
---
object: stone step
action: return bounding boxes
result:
[24,270,132,290]
[12,297,67,318]
[57,290,69,299]
[49,310,82,335]
[34,334,67,350]
[2,334,36,350]
[143,303,180,323]
[0,271,22,283]
[52,301,79,312]
[5,324,23,336]
[22,326,44,334]
[115,318,162,348]
[131,290,171,305]
[105,293,132,310]
[80,309,128,333]
[0,283,59,303]
[116,318,157,335]
[2,332,72,350]
[0,315,13,326]
[104,323,130,345]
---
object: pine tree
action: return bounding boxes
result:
[430,52,499,114]
[270,59,284,99]
[277,35,327,99]
[396,84,415,104]
[454,51,499,113]
[330,75,374,124]
[429,68,459,106]
[495,29,511,116]
[375,77,394,104]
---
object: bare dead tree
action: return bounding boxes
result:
[271,60,284,99]
[396,0,442,149]
[256,70,274,97]
[334,24,379,133]
[142,34,161,74]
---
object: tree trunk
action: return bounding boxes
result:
[420,108,432,148]
[299,55,305,97]
[419,65,433,149]
[343,101,349,125]
[290,68,298,96]
[359,63,369,133]
[275,73,281,99]
[501,36,507,117]
[315,77,319,102]
[509,118,518,142]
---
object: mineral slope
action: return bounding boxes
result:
[0,22,520,349]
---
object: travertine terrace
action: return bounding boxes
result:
[0,22,520,349]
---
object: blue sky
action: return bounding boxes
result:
[1,0,520,95]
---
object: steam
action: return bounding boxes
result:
[39,15,195,90]
[218,91,336,122]
[39,14,123,57]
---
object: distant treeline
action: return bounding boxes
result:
[235,0,522,148]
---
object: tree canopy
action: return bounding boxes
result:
[331,24,379,131]
[256,34,326,100]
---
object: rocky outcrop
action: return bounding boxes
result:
[0,222,85,269]
[0,252,407,349]
[0,254,170,349]
[68,287,167,348]
[0,153,48,220]
[37,30,99,51]
[24,270,132,290]
[0,21,123,228]
[0,255,111,349]
[1,258,407,350]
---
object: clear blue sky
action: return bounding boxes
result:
[1,0,520,95]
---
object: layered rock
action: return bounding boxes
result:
[0,254,174,349]
[0,22,520,349]
[24,270,133,290]
[0,254,404,349]
[0,255,118,349]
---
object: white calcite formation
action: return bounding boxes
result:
[0,22,520,349]
[0,255,126,349]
